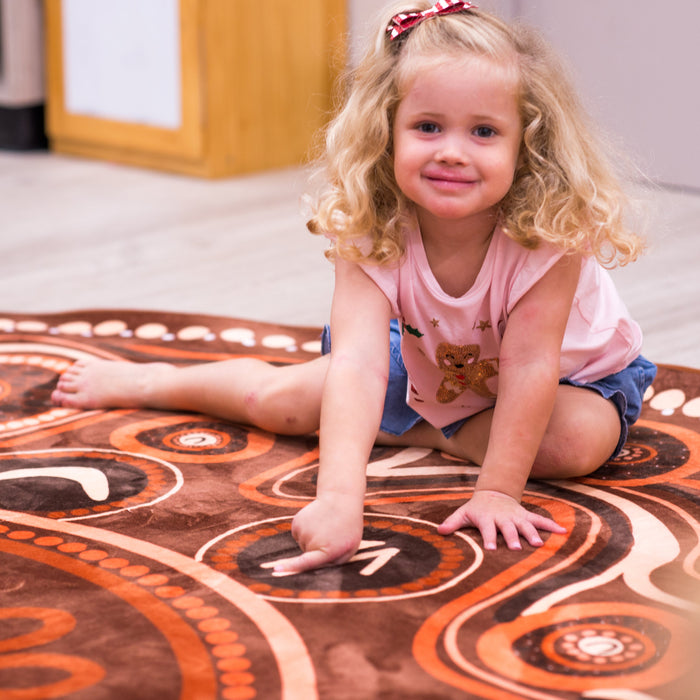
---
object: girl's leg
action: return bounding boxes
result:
[527,385,622,478]
[378,384,622,478]
[52,355,330,435]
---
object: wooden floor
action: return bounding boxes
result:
[2,150,698,369]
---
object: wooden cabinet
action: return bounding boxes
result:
[45,0,346,177]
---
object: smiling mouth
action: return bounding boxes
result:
[424,174,476,188]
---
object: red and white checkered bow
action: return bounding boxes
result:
[387,0,477,41]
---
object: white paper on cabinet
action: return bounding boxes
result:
[61,0,181,129]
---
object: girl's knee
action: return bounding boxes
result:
[532,416,619,479]
[245,370,321,435]
[531,387,622,479]
[532,439,603,479]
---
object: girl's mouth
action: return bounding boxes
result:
[423,171,476,189]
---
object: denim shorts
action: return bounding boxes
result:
[321,320,657,459]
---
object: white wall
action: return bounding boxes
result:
[516,1,700,190]
[348,0,699,190]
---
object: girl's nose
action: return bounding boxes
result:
[436,136,469,165]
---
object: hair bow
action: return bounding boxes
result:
[387,0,477,41]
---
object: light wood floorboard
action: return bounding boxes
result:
[1,151,698,369]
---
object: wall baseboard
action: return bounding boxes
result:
[0,104,48,150]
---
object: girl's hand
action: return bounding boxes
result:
[272,496,364,575]
[437,489,566,550]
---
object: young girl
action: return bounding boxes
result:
[52,0,656,575]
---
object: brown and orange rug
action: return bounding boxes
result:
[1,310,698,700]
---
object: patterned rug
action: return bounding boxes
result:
[1,310,698,700]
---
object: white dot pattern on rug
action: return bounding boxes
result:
[0,354,72,373]
[261,334,295,350]
[649,389,686,416]
[57,321,93,336]
[0,407,76,433]
[3,316,318,361]
[682,396,700,418]
[135,323,169,340]
[220,328,255,344]
[15,320,49,333]
[177,326,211,341]
[94,320,128,336]
[301,340,322,354]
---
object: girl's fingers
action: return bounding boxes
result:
[516,520,544,548]
[437,508,472,535]
[478,520,498,551]
[498,521,522,550]
[529,513,568,534]
[440,501,568,552]
[272,549,336,576]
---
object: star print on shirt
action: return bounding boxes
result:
[472,320,492,332]
[431,318,440,327]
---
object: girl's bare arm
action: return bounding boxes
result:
[274,257,392,574]
[439,254,582,548]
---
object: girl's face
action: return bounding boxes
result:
[393,54,522,236]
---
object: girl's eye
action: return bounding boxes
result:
[474,126,496,138]
[416,122,440,134]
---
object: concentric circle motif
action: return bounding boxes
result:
[474,603,691,692]
[515,618,663,675]
[162,427,232,452]
[0,522,270,700]
[583,422,695,484]
[199,515,482,603]
[610,441,658,466]
[0,449,182,520]
[109,415,275,464]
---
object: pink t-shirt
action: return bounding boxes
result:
[359,223,642,429]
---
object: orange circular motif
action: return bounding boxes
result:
[581,420,699,486]
[474,602,692,692]
[199,514,482,603]
[110,414,275,464]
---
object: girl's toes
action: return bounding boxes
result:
[52,388,83,408]
[56,376,76,392]
[51,389,68,406]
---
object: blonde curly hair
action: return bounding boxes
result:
[307,2,644,267]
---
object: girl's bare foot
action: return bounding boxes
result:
[51,359,176,410]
